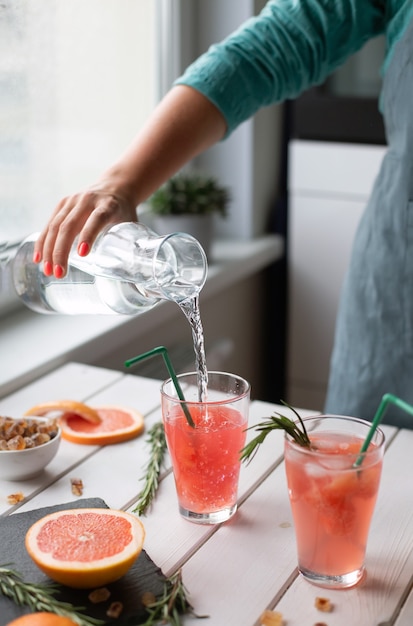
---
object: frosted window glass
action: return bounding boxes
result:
[0,0,156,242]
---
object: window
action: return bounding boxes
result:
[0,0,158,242]
[0,0,162,312]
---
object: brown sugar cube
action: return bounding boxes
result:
[106,601,123,618]
[24,420,39,436]
[71,477,84,496]
[88,587,111,603]
[31,432,51,447]
[7,435,26,450]
[141,591,157,607]
[260,609,284,626]
[7,492,25,505]
[315,596,333,612]
[7,422,25,438]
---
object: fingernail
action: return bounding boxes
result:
[78,241,90,256]
[54,264,64,279]
[43,261,53,276]
[33,250,41,263]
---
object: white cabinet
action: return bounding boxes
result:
[287,140,386,410]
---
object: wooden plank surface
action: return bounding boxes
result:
[396,588,413,626]
[178,462,298,626]
[1,362,411,626]
[0,362,123,414]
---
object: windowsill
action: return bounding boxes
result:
[0,235,284,398]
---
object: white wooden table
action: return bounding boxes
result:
[1,362,413,626]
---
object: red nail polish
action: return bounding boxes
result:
[78,241,90,256]
[33,250,41,263]
[54,264,64,279]
[43,261,52,276]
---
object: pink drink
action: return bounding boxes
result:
[164,405,246,513]
[161,372,250,524]
[284,416,384,588]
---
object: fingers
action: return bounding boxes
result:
[34,193,91,278]
[33,189,137,278]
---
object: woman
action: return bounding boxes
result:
[34,0,413,426]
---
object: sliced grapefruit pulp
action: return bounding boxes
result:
[24,400,101,424]
[59,404,144,445]
[25,508,145,589]
[24,400,145,445]
[6,614,78,626]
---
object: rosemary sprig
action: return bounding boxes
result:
[141,570,208,626]
[240,402,311,464]
[0,565,103,626]
[133,421,168,516]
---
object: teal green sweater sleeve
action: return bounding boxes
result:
[175,0,388,135]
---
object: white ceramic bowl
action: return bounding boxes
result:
[0,418,61,481]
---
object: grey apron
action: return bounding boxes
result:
[325,16,413,428]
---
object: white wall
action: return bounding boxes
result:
[0,0,156,242]
[54,0,156,193]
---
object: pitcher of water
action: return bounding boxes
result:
[11,222,207,315]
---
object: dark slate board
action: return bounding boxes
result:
[0,498,167,625]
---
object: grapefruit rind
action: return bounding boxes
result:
[25,508,145,589]
[24,400,101,424]
[7,614,78,626]
[59,405,145,445]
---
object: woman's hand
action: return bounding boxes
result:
[33,181,138,279]
[33,86,227,279]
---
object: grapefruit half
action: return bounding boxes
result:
[59,405,144,445]
[25,508,145,589]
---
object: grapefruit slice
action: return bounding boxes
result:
[59,405,144,445]
[7,614,77,626]
[25,508,145,589]
[24,400,101,424]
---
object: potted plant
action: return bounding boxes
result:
[148,172,230,258]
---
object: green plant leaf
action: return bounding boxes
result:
[149,173,230,217]
[240,402,311,464]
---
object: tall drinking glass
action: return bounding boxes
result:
[284,415,384,588]
[161,371,250,524]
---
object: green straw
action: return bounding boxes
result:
[124,346,195,428]
[354,392,413,467]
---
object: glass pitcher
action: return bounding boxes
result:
[12,222,207,315]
